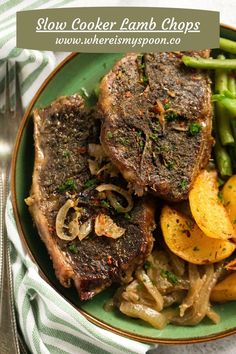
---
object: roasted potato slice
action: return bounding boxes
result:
[189,170,235,239]
[160,205,235,265]
[211,272,236,302]
[223,175,236,230]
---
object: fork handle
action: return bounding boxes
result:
[0,170,20,354]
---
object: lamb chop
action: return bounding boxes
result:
[26,94,155,300]
[99,51,213,201]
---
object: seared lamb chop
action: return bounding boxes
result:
[27,95,155,300]
[99,51,213,201]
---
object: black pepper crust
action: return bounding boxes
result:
[99,51,213,201]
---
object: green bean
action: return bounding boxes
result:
[229,147,236,171]
[231,120,236,171]
[228,72,236,95]
[231,119,236,137]
[216,102,234,145]
[215,58,234,145]
[220,38,236,54]
[214,132,233,177]
[215,56,228,92]
[227,69,236,119]
[229,73,236,170]
[182,56,236,69]
[227,70,236,171]
[219,97,236,117]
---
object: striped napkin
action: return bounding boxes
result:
[1,1,156,353]
[6,199,154,354]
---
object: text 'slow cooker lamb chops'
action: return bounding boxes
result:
[99,51,213,202]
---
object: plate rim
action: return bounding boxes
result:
[11,23,236,345]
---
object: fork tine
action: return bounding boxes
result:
[14,62,23,119]
[4,61,11,114]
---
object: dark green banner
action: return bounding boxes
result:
[16,7,219,52]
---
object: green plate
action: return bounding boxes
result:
[12,25,236,344]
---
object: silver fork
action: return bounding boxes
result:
[0,62,23,354]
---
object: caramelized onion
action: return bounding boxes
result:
[95,214,125,239]
[122,280,141,303]
[96,184,133,213]
[96,162,119,177]
[88,159,99,175]
[136,269,164,311]
[207,306,220,324]
[68,211,82,237]
[56,199,92,241]
[167,250,186,276]
[120,301,168,329]
[56,199,78,241]
[88,144,106,161]
[172,263,223,326]
[78,219,93,241]
[68,212,92,241]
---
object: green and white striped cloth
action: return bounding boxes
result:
[6,198,155,354]
[1,1,157,353]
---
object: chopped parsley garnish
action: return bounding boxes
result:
[138,63,145,69]
[165,111,179,122]
[179,179,187,190]
[84,178,97,189]
[119,137,129,146]
[137,130,143,137]
[101,200,110,208]
[136,283,144,291]
[136,130,145,149]
[62,150,70,157]
[139,140,144,149]
[115,206,122,213]
[144,260,152,271]
[218,191,224,203]
[142,75,149,84]
[193,246,200,251]
[160,270,179,284]
[137,54,144,60]
[217,177,225,187]
[124,213,131,220]
[167,161,175,170]
[150,133,158,142]
[68,244,78,254]
[164,103,170,110]
[107,131,113,139]
[59,179,76,192]
[188,122,202,136]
